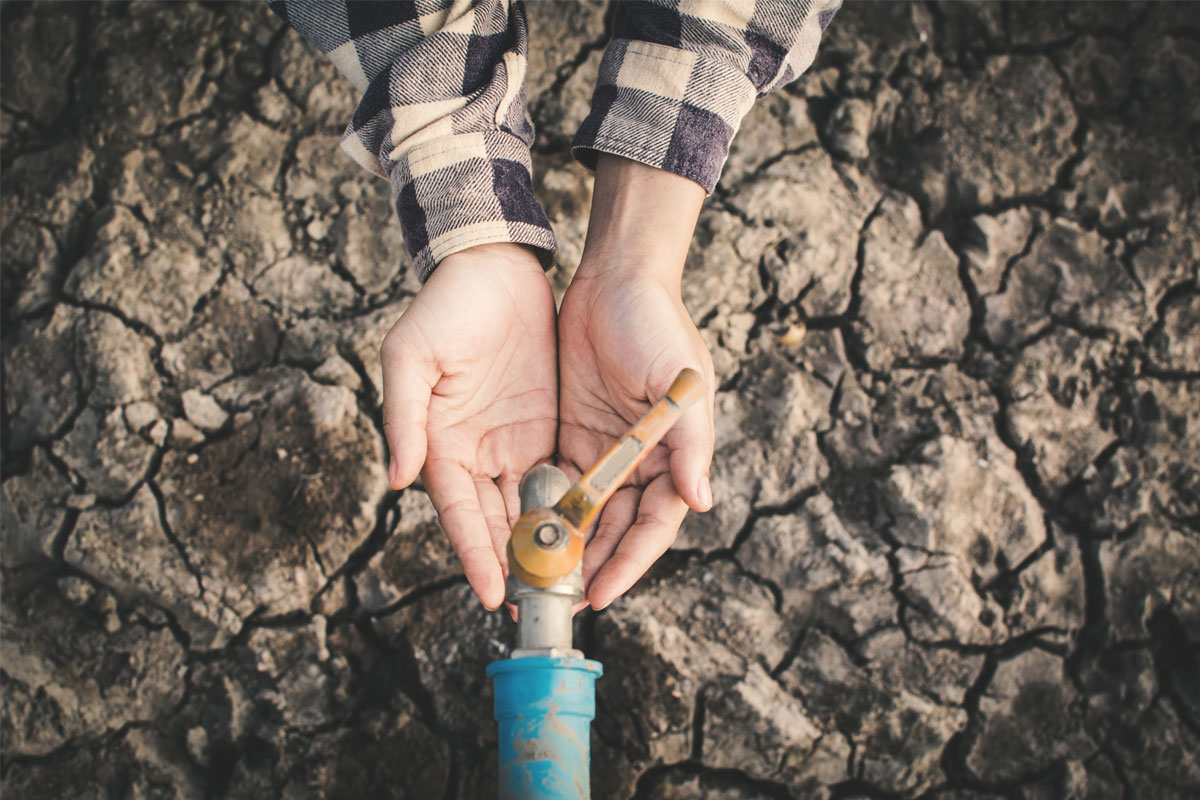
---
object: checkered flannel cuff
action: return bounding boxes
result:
[572,39,759,194]
[389,131,557,282]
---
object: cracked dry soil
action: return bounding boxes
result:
[2,2,1199,798]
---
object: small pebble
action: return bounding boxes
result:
[780,323,807,346]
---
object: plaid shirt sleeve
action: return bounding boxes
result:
[268,0,555,281]
[573,0,842,193]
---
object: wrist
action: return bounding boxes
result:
[433,241,544,280]
[577,155,705,288]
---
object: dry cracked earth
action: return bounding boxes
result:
[2,2,1199,798]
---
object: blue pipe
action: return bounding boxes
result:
[487,656,603,799]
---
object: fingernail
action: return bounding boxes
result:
[388,456,399,487]
[697,476,713,511]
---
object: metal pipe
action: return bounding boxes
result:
[510,465,582,658]
[488,464,602,799]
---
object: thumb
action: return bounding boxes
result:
[380,339,435,490]
[664,370,715,513]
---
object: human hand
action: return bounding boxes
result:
[380,243,557,610]
[558,155,715,611]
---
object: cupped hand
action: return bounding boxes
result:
[557,266,715,611]
[380,243,557,610]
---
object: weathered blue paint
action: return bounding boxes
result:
[487,657,603,799]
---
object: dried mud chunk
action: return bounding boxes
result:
[591,560,790,797]
[778,629,967,795]
[354,488,458,613]
[0,727,200,800]
[1148,291,1200,374]
[962,207,1037,298]
[857,193,968,369]
[64,485,227,642]
[1101,522,1200,643]
[817,0,933,80]
[371,583,508,751]
[825,97,873,160]
[1108,702,1200,798]
[679,353,831,551]
[0,448,73,567]
[702,664,849,793]
[1073,378,1200,534]
[157,370,385,630]
[902,554,1010,647]
[823,366,997,473]
[885,435,1045,584]
[1005,329,1117,494]
[2,220,61,321]
[986,219,1147,347]
[65,206,221,338]
[272,24,357,123]
[1003,531,1085,640]
[332,190,409,295]
[2,305,84,454]
[968,649,1093,784]
[888,55,1076,220]
[0,578,186,757]
[160,281,281,392]
[682,210,764,322]
[740,493,893,637]
[723,92,818,186]
[725,148,882,318]
[1054,35,1133,113]
[301,692,450,798]
[53,405,157,501]
[0,144,95,232]
[249,254,358,319]
[858,628,983,708]
[50,313,163,500]
[0,6,79,122]
[286,135,349,204]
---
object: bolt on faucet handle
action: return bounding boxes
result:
[507,369,707,588]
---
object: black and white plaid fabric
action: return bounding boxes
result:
[270,0,840,279]
[574,0,841,192]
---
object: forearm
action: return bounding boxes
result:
[269,0,556,280]
[578,154,706,289]
[573,0,841,193]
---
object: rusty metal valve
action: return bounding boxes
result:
[506,368,706,588]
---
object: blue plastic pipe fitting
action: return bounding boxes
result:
[488,656,603,799]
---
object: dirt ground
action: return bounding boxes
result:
[2,1,1198,797]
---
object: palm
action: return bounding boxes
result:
[381,245,556,608]
[557,273,714,609]
[558,276,679,482]
[421,282,556,487]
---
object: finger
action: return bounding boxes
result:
[556,457,582,485]
[497,474,522,528]
[475,477,512,575]
[423,460,505,610]
[664,376,715,513]
[556,422,605,485]
[587,473,688,610]
[581,485,639,587]
[380,338,435,490]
